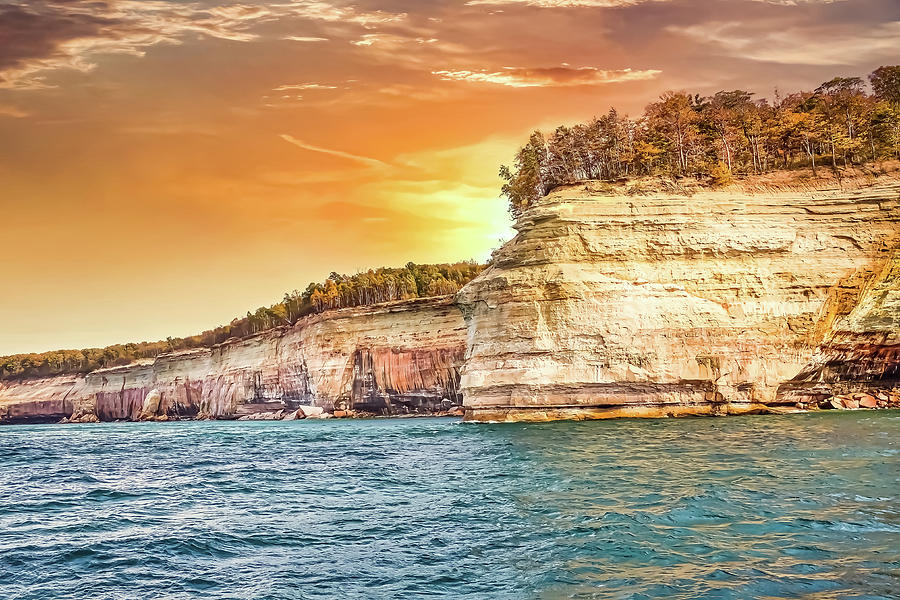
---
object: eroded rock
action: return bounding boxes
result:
[298,405,324,418]
[138,389,162,421]
[458,178,900,422]
[0,298,466,423]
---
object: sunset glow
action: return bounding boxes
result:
[1,0,897,354]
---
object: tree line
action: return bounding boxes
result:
[0,261,484,380]
[501,66,900,217]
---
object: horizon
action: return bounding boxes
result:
[2,0,899,355]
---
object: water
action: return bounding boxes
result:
[0,412,898,600]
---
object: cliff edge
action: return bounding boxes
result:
[0,297,465,424]
[457,174,900,422]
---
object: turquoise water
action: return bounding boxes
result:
[1,412,898,599]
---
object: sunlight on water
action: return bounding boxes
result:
[1,412,898,599]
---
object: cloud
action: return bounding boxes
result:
[432,66,661,87]
[283,1,406,27]
[0,1,262,89]
[0,0,407,89]
[465,0,654,6]
[279,134,389,167]
[273,83,338,90]
[283,35,329,42]
[669,20,900,66]
[344,31,473,71]
[0,103,29,118]
[350,33,439,47]
[377,84,460,102]
[465,0,839,5]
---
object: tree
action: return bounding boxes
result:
[500,131,549,218]
[870,65,900,108]
[872,101,900,160]
[814,77,867,166]
[497,67,896,216]
[701,91,751,171]
[644,91,701,174]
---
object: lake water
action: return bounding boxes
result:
[1,412,898,599]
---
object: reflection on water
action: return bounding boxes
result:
[1,411,898,599]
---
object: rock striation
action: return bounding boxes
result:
[0,297,465,424]
[457,176,900,422]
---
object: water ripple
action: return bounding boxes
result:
[1,411,898,599]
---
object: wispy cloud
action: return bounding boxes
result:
[432,66,661,87]
[0,0,407,89]
[669,20,900,66]
[377,84,459,102]
[351,33,439,47]
[282,35,329,42]
[283,1,406,27]
[279,134,389,167]
[0,2,259,89]
[465,0,654,6]
[0,103,29,118]
[465,0,839,5]
[273,83,338,91]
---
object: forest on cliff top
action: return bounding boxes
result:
[0,262,483,381]
[502,66,900,216]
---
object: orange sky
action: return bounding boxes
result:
[1,0,898,354]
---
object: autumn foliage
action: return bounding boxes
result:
[0,262,484,380]
[501,66,900,217]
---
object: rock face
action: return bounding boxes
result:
[0,297,465,424]
[457,177,900,422]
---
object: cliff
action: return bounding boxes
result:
[0,297,465,424]
[457,174,900,422]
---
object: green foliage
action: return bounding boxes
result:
[0,261,485,381]
[500,65,900,215]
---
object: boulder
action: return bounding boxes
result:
[859,395,878,408]
[72,413,99,423]
[138,389,162,420]
[298,405,324,418]
[282,408,306,420]
[237,411,282,421]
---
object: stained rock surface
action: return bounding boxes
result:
[457,176,900,422]
[0,297,465,423]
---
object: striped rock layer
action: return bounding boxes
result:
[457,178,900,422]
[0,297,465,423]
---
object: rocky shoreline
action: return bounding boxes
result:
[54,404,466,425]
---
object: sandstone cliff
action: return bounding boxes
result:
[457,175,900,422]
[0,297,465,424]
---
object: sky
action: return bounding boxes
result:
[1,0,898,354]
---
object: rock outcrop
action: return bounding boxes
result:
[0,297,465,424]
[457,176,900,422]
